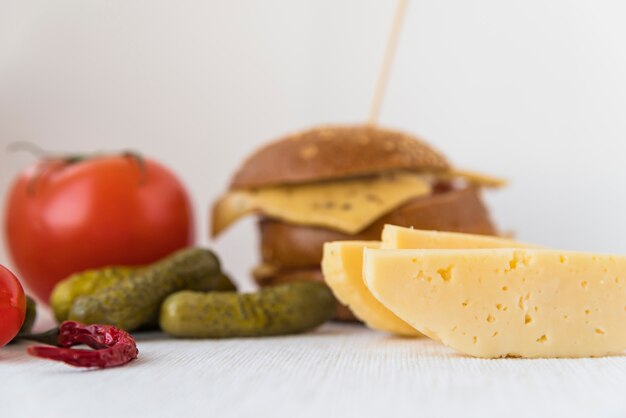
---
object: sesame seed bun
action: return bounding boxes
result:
[230,125,450,189]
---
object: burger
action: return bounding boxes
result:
[211,125,503,320]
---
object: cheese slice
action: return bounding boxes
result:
[323,228,533,337]
[363,248,626,358]
[322,241,421,337]
[212,173,432,236]
[444,169,508,188]
[382,225,536,250]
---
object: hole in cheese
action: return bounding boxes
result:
[506,251,533,273]
[437,265,453,282]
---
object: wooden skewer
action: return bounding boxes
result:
[368,0,409,125]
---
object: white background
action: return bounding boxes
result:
[2,0,626,290]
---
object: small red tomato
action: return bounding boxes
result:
[4,153,194,302]
[0,265,26,347]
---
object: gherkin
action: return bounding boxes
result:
[51,266,137,323]
[67,248,235,331]
[159,282,335,338]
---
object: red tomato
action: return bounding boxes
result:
[0,265,26,347]
[4,154,194,303]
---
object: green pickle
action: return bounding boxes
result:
[67,248,235,331]
[159,282,335,338]
[51,267,137,323]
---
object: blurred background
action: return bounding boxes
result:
[1,0,626,291]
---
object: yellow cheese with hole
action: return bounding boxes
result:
[212,173,432,236]
[322,241,421,337]
[363,248,626,358]
[382,225,536,250]
[322,228,533,337]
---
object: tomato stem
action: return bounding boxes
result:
[7,142,148,192]
[122,151,147,185]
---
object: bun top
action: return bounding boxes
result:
[230,125,451,189]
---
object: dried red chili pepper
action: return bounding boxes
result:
[25,321,138,368]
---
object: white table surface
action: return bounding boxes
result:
[2,317,625,418]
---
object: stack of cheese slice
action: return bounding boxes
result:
[322,225,626,358]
